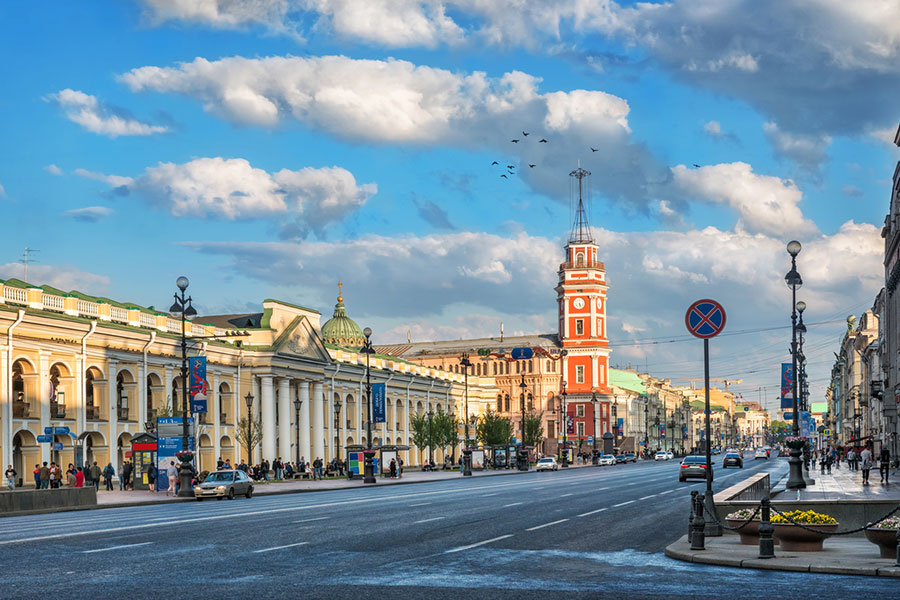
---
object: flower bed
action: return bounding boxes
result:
[865,516,900,558]
[771,510,838,551]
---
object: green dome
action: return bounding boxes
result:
[321,284,365,348]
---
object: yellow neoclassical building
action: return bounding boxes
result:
[0,279,490,484]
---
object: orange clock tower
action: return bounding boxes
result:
[556,165,612,441]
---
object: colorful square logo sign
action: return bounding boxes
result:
[189,356,208,413]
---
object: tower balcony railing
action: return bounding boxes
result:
[559,259,605,270]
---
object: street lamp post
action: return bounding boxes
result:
[293,396,302,469]
[361,327,376,484]
[334,398,342,471]
[519,373,527,450]
[644,398,650,458]
[560,381,568,468]
[169,276,197,498]
[611,395,618,450]
[785,240,806,489]
[244,392,254,464]
[460,353,473,476]
[428,408,434,467]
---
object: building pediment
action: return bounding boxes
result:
[272,315,332,363]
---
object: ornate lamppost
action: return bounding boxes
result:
[334,397,342,470]
[293,395,302,469]
[785,240,806,489]
[244,392,254,464]
[427,408,434,467]
[168,276,197,497]
[460,352,473,476]
[560,380,568,468]
[361,327,376,484]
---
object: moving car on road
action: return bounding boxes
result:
[754,448,768,460]
[655,451,669,461]
[666,451,674,460]
[536,457,559,471]
[679,456,713,482]
[598,454,616,466]
[722,452,743,468]
[194,469,253,500]
[625,452,637,463]
[615,454,627,464]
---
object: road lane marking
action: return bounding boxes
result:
[482,493,497,497]
[526,519,569,531]
[503,502,523,507]
[293,517,330,523]
[560,493,573,497]
[658,490,674,495]
[253,542,308,553]
[577,508,608,517]
[82,542,153,553]
[639,495,657,500]
[414,517,446,524]
[595,487,609,491]
[613,500,635,507]
[445,534,513,554]
[409,502,432,507]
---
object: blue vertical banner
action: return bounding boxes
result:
[780,363,794,409]
[156,417,194,493]
[189,356,208,413]
[372,382,386,423]
[616,417,623,437]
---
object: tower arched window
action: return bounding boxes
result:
[575,252,585,267]
[497,394,502,411]
[528,360,533,373]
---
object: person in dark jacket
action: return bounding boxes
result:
[148,465,157,492]
[102,463,115,491]
[880,447,891,484]
[89,462,102,490]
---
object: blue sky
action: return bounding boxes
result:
[2,1,899,414]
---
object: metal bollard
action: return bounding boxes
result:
[690,493,706,551]
[688,490,698,543]
[758,497,775,559]
[896,526,900,567]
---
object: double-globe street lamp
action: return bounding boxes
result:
[560,380,569,468]
[244,392,254,464]
[361,327,376,484]
[427,408,434,467]
[785,240,806,489]
[293,395,303,470]
[334,398,342,472]
[169,276,197,497]
[460,352,473,476]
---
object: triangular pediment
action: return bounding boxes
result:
[272,315,332,362]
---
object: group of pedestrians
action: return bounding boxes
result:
[388,457,404,478]
[815,442,891,485]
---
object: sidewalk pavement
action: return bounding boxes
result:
[786,463,900,501]
[665,533,900,578]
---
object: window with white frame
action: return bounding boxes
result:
[576,365,585,384]
[577,422,585,436]
[576,404,585,417]
[575,319,584,335]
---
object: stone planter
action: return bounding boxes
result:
[725,519,780,546]
[772,523,838,551]
[864,528,899,559]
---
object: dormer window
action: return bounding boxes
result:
[575,251,585,267]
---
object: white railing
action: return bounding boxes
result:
[191,324,206,336]
[77,300,99,317]
[110,307,129,322]
[6,287,27,303]
[44,294,65,310]
[166,318,182,331]
[140,313,156,328]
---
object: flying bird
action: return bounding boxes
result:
[501,174,508,178]
[511,139,520,143]
[508,170,514,175]
[591,147,598,152]
[522,131,529,136]
[529,164,536,168]
[506,165,515,169]
[693,164,701,168]
[538,138,548,143]
[491,161,499,165]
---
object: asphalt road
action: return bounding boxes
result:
[0,455,893,599]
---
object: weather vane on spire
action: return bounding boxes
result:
[569,165,593,243]
[337,281,343,303]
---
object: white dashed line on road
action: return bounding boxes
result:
[293,517,330,523]
[483,493,497,497]
[613,500,635,508]
[409,502,432,507]
[658,490,674,495]
[82,542,153,553]
[560,493,573,497]
[595,487,609,491]
[253,542,308,553]
[526,519,569,531]
[576,508,608,517]
[503,502,523,508]
[445,534,513,554]
[638,495,657,500]
[414,517,446,524]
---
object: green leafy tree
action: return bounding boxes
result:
[432,405,459,458]
[236,414,264,462]
[476,409,513,446]
[523,411,545,448]
[409,410,430,456]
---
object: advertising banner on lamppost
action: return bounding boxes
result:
[372,382,386,423]
[566,411,574,435]
[780,363,794,409]
[189,356,208,414]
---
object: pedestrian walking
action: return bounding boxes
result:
[880,447,891,484]
[66,468,77,487]
[74,467,85,487]
[49,462,60,489]
[148,465,157,492]
[398,456,404,479]
[90,462,101,491]
[103,463,115,491]
[166,461,178,496]
[389,458,397,478]
[39,462,50,489]
[861,444,873,485]
[5,465,16,490]
[122,460,133,491]
[83,461,93,487]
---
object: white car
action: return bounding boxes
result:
[754,448,768,460]
[655,451,669,461]
[666,451,674,460]
[598,455,616,466]
[536,457,559,471]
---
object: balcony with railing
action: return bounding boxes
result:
[559,259,605,270]
[86,405,103,421]
[51,403,67,419]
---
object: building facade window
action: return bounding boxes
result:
[577,422,585,436]
[576,404,585,417]
[575,319,584,335]
[576,365,585,384]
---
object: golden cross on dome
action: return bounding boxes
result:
[337,281,343,303]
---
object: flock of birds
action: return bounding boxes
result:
[492,131,548,179]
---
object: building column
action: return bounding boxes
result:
[39,351,51,463]
[356,383,363,443]
[277,377,292,462]
[260,375,276,463]
[106,360,118,468]
[212,371,220,463]
[312,381,325,460]
[298,380,310,463]
[1,345,9,471]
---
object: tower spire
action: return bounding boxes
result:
[568,166,592,243]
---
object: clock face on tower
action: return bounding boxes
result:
[596,297,603,309]
[573,298,585,309]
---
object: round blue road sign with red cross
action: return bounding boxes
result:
[685,299,726,339]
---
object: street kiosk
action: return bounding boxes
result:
[130,432,157,491]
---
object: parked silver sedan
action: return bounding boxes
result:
[194,469,254,500]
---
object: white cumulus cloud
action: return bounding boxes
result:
[49,89,169,138]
